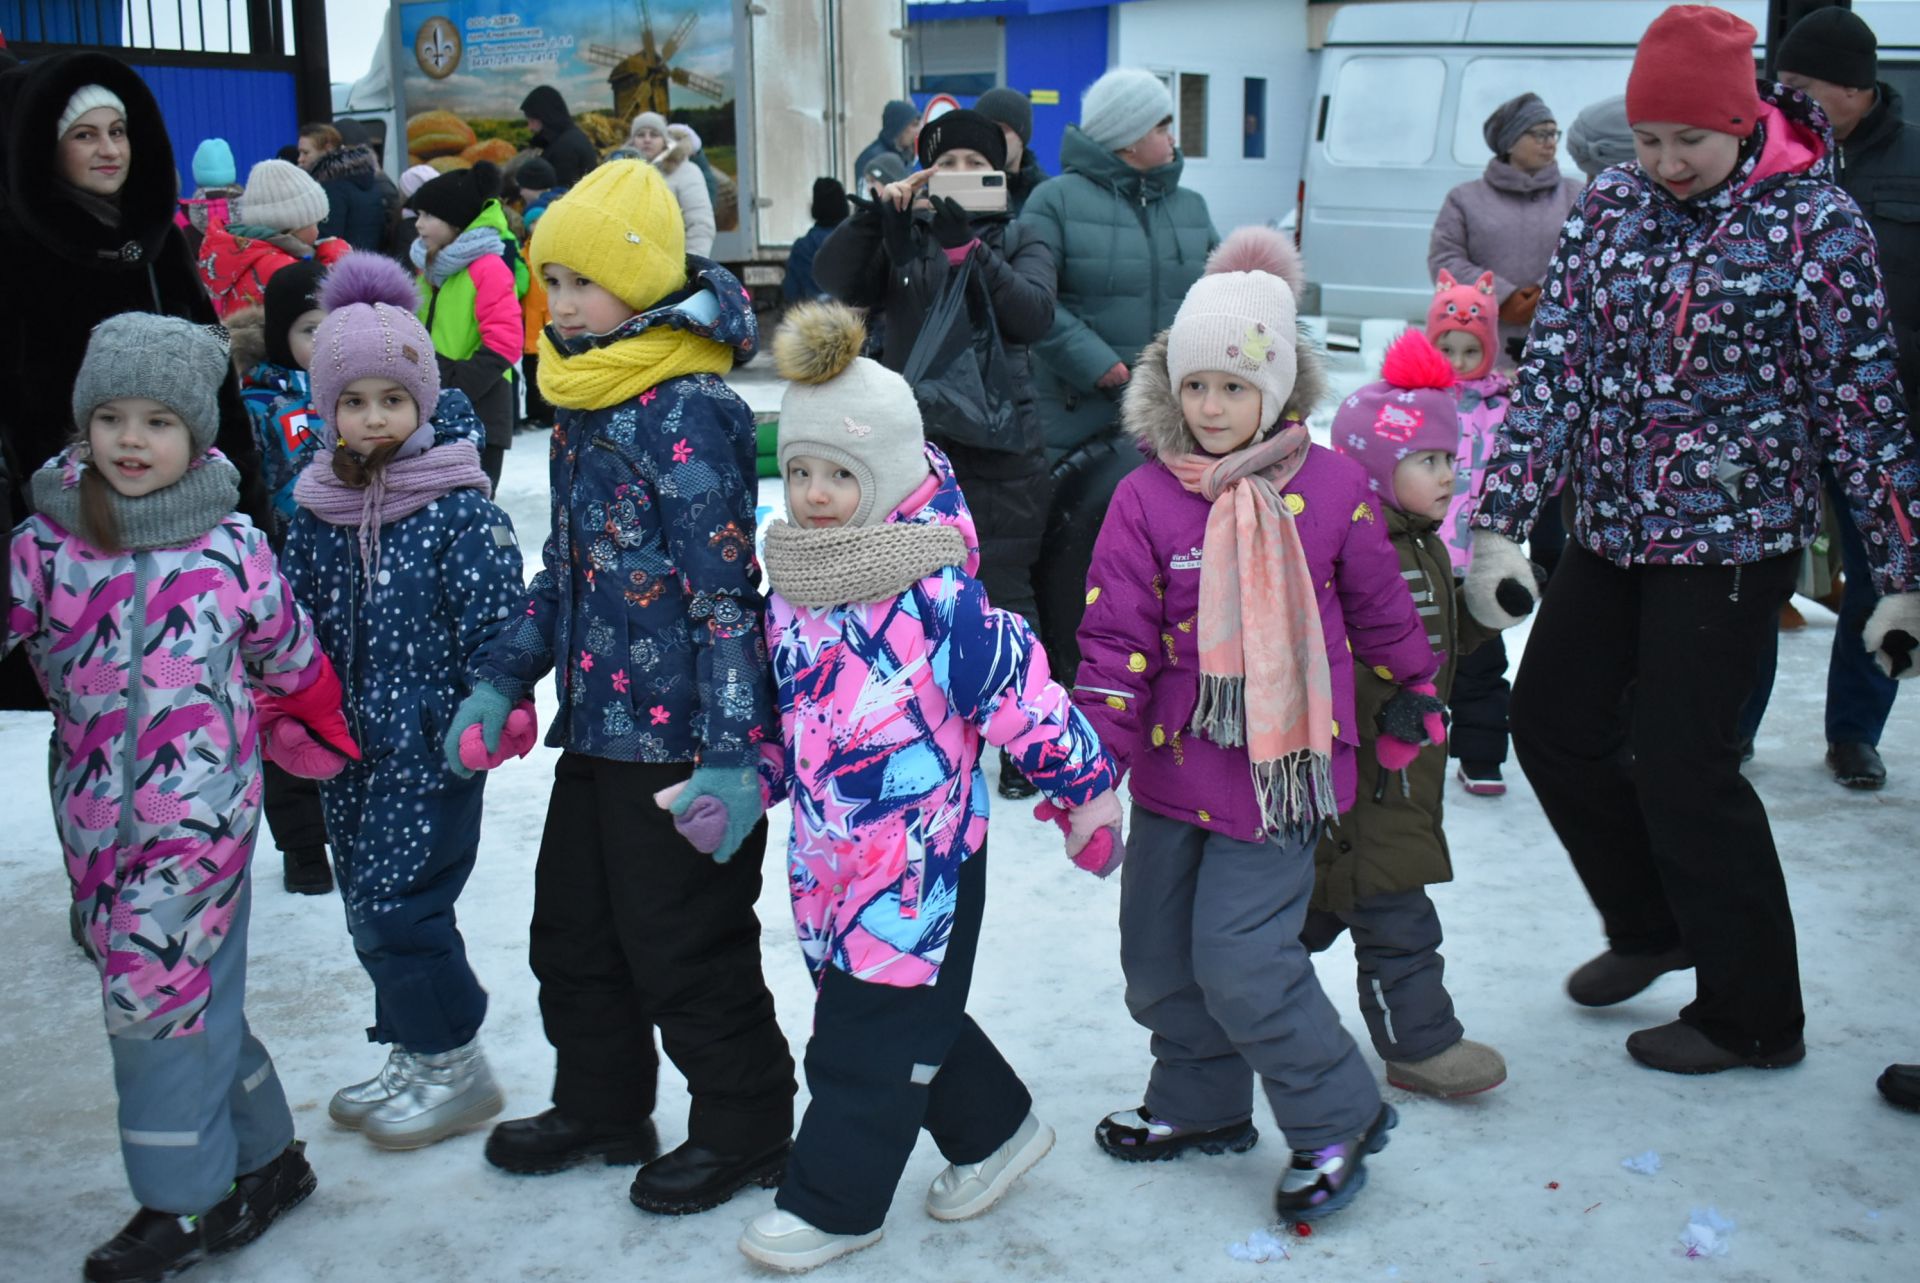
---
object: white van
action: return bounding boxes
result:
[1299,0,1920,328]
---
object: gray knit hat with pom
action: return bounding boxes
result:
[72,313,230,449]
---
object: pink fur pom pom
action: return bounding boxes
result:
[1204,226,1304,298]
[1380,329,1457,392]
[319,251,419,314]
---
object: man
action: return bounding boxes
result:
[852,99,917,191]
[974,87,1050,215]
[1769,6,1916,790]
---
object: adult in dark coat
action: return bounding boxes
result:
[304,120,393,253]
[973,87,1050,216]
[851,99,917,189]
[1740,9,1919,794]
[814,109,1057,800]
[0,51,265,710]
[520,86,599,186]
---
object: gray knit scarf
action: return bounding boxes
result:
[762,519,967,609]
[31,446,240,550]
[412,226,505,287]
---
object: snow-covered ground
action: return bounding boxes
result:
[3,364,1916,1282]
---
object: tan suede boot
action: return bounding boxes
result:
[1385,1039,1508,1097]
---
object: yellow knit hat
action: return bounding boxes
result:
[526,159,687,311]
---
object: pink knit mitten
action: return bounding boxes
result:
[1034,791,1125,878]
[458,700,539,772]
[653,781,730,854]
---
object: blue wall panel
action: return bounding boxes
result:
[0,2,122,45]
[1005,8,1108,176]
[129,63,299,195]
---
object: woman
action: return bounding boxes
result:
[298,120,388,252]
[1463,5,1920,1075]
[813,109,1058,800]
[0,52,266,707]
[1428,91,1584,364]
[628,113,716,257]
[1020,68,1217,683]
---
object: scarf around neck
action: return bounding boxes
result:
[294,439,492,597]
[32,446,240,551]
[535,305,734,410]
[412,226,504,287]
[762,519,967,609]
[1160,421,1334,830]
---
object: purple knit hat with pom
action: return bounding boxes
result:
[310,252,439,435]
[1331,330,1461,511]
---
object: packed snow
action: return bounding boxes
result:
[2,354,1914,1281]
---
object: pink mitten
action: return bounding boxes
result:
[458,700,539,772]
[1375,735,1423,773]
[653,781,730,854]
[1034,792,1125,878]
[1374,680,1447,771]
[260,714,352,780]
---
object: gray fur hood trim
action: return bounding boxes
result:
[1120,325,1330,457]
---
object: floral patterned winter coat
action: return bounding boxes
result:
[474,263,773,765]
[767,448,1117,988]
[1473,83,1919,593]
[7,494,321,1038]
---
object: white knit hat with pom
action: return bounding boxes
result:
[1166,227,1304,433]
[774,302,929,527]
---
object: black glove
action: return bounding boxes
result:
[875,196,919,266]
[929,195,975,250]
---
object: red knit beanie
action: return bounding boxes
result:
[1627,6,1760,136]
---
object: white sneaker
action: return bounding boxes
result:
[925,1111,1054,1222]
[737,1209,881,1273]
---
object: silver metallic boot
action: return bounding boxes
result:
[362,1037,505,1150]
[329,1047,416,1129]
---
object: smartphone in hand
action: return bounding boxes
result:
[927,170,1008,214]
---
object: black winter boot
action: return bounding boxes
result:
[628,1138,791,1215]
[1878,1064,1920,1111]
[1827,742,1887,790]
[485,1109,660,1175]
[1566,945,1692,1007]
[996,748,1039,800]
[281,846,333,896]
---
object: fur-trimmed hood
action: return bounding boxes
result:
[225,303,269,375]
[655,124,699,175]
[310,142,379,190]
[1120,325,1329,457]
[0,51,183,266]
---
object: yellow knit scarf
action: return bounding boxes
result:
[536,325,735,410]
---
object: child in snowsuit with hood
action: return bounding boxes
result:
[227,256,336,895]
[1305,330,1509,1099]
[1426,269,1519,796]
[197,158,349,317]
[448,159,799,1212]
[732,302,1122,1271]
[408,161,525,493]
[6,313,356,1283]
[1075,227,1441,1223]
[281,252,526,1152]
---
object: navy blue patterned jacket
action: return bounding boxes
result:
[475,260,773,766]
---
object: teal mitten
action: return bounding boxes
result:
[669,764,765,864]
[442,681,513,778]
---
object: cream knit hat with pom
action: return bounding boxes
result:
[1166,227,1304,434]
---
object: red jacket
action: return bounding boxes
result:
[197,223,349,318]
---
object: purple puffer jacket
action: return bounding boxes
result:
[1428,159,1584,354]
[1073,334,1439,842]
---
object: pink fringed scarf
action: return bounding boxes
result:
[1160,420,1335,830]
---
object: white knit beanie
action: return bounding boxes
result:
[629,111,669,140]
[774,303,929,527]
[57,84,127,138]
[237,159,330,231]
[1166,228,1305,434]
[1080,68,1173,152]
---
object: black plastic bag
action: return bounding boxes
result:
[900,253,1025,453]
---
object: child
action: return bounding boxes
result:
[280,252,526,1150]
[446,159,798,1211]
[1306,329,1508,1099]
[513,157,565,433]
[5,314,355,1282]
[409,161,523,492]
[197,158,349,317]
[1075,228,1441,1223]
[176,136,243,258]
[1427,270,1517,796]
[781,178,847,304]
[732,302,1121,1271]
[515,156,564,228]
[227,257,335,895]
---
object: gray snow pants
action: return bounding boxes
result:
[107,881,295,1215]
[1120,805,1380,1149]
[1302,889,1465,1064]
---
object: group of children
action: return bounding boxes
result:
[5,145,1530,1280]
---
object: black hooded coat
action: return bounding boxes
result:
[520,86,600,186]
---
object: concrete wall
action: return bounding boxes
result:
[1112,0,1314,234]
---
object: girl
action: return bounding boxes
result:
[1426,269,1517,796]
[229,258,335,895]
[280,253,526,1150]
[730,302,1120,1271]
[1463,4,1920,1074]
[5,314,354,1283]
[409,161,524,492]
[446,160,797,1213]
[1306,330,1508,1100]
[812,107,1058,803]
[1075,228,1441,1222]
[628,112,716,257]
[197,158,350,318]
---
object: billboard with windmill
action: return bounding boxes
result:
[398,0,739,227]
